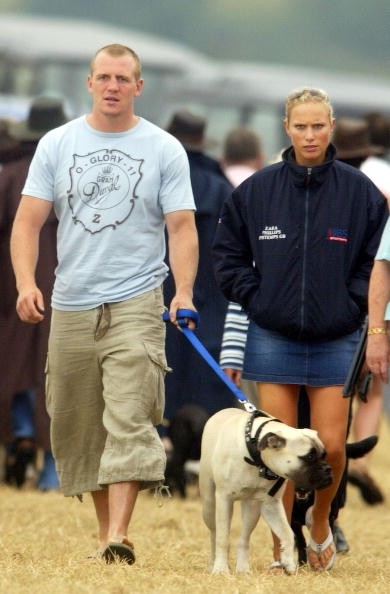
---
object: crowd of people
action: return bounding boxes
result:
[1,43,389,573]
[0,97,68,491]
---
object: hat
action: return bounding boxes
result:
[8,96,68,142]
[0,118,19,152]
[167,110,216,150]
[364,111,390,150]
[333,117,384,159]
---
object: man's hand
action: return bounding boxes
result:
[16,286,45,323]
[366,334,390,382]
[168,297,198,330]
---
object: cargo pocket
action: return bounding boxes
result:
[143,342,171,425]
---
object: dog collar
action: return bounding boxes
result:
[243,411,286,497]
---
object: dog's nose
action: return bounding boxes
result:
[312,463,333,490]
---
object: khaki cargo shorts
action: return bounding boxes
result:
[45,287,169,497]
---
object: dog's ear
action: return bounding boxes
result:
[258,432,286,451]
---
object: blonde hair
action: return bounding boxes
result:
[90,44,142,80]
[285,87,333,121]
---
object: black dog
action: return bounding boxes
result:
[4,437,36,488]
[291,434,378,564]
[164,404,210,497]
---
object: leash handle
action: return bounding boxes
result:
[162,309,200,329]
[163,308,257,413]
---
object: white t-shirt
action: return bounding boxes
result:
[23,116,195,310]
[375,216,390,320]
[361,156,390,199]
[223,164,257,188]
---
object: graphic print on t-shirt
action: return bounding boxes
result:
[68,148,143,234]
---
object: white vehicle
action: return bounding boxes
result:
[0,13,215,122]
[2,14,390,161]
[163,60,390,162]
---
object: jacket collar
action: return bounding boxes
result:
[281,143,336,186]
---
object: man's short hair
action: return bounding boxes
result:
[90,44,142,80]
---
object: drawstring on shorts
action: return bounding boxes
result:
[153,483,172,507]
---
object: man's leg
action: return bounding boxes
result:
[91,489,110,552]
[91,481,140,551]
[108,480,140,541]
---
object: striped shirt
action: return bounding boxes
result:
[219,301,248,370]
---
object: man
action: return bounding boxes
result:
[163,111,235,424]
[361,111,390,203]
[160,111,235,497]
[333,117,387,506]
[218,125,263,405]
[10,44,198,564]
[366,223,390,382]
[220,124,263,187]
[362,113,390,381]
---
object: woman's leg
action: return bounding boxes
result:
[257,382,300,564]
[306,385,350,569]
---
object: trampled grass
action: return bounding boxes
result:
[1,418,389,594]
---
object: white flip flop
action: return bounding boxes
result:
[308,529,336,570]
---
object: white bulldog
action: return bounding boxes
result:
[199,408,332,574]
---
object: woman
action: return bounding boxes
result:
[212,88,388,571]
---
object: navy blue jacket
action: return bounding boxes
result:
[212,145,388,340]
[163,149,236,419]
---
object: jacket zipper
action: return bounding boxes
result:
[300,167,312,335]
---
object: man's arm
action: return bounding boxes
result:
[366,259,390,382]
[10,195,53,323]
[165,210,198,325]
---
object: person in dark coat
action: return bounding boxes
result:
[163,111,236,425]
[0,97,68,488]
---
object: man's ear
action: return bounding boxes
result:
[135,78,144,97]
[87,74,93,94]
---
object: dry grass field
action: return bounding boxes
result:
[1,418,389,594]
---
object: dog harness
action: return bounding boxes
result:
[244,411,286,497]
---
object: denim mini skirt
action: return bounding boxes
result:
[242,321,360,386]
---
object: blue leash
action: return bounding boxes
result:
[162,309,257,413]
